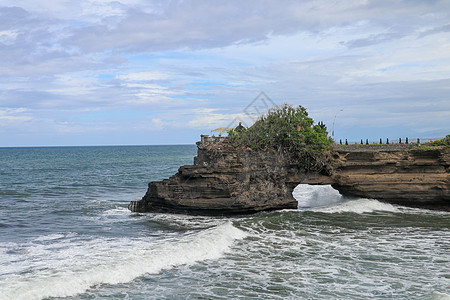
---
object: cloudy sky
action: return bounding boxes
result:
[1,0,449,146]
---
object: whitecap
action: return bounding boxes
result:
[33,233,66,242]
[312,198,399,214]
[101,206,130,216]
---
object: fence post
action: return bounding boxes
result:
[417,138,420,144]
[345,139,348,145]
[366,139,369,145]
[380,138,382,144]
[387,138,389,144]
[399,138,402,144]
[406,137,409,144]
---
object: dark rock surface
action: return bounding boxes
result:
[128,136,450,214]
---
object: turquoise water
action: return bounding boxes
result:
[0,146,449,299]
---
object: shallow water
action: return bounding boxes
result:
[0,146,449,299]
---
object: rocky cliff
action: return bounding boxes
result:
[332,145,450,209]
[128,136,450,214]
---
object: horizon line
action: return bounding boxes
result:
[0,143,196,149]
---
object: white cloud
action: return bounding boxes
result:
[117,71,169,81]
[63,0,450,53]
[187,108,255,130]
[127,94,173,105]
[150,117,164,130]
[0,108,32,129]
[0,29,19,45]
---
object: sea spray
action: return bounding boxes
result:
[293,184,344,209]
[293,184,400,214]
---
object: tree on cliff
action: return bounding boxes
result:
[228,104,334,172]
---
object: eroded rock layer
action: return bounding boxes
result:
[128,136,450,214]
[332,146,450,209]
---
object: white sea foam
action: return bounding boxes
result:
[87,206,132,225]
[312,198,400,214]
[293,184,399,214]
[33,233,66,242]
[0,222,246,300]
[293,184,343,209]
[150,212,228,229]
[102,206,130,216]
[428,292,450,300]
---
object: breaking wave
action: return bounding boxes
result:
[0,222,246,300]
[312,198,399,214]
[293,184,399,214]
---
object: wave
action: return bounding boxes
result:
[312,198,399,214]
[101,207,130,216]
[427,292,450,300]
[293,184,399,214]
[0,222,246,300]
[32,233,67,242]
[294,184,343,209]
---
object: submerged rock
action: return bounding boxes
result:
[129,136,450,214]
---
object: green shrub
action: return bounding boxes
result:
[431,135,450,147]
[228,104,334,172]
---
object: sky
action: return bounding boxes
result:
[1,0,449,146]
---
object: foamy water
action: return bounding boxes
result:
[0,222,246,300]
[294,184,400,213]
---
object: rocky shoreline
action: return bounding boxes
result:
[129,136,450,214]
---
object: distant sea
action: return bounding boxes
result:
[0,145,449,299]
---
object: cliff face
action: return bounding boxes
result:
[128,137,450,214]
[128,136,327,214]
[333,146,450,208]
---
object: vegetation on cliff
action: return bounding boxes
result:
[228,104,334,172]
[413,135,450,150]
[431,135,450,147]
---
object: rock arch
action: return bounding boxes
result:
[128,137,450,214]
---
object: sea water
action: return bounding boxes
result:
[0,146,449,299]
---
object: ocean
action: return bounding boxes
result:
[0,145,449,300]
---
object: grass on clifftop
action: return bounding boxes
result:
[430,135,450,147]
[228,104,334,172]
[412,135,450,150]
